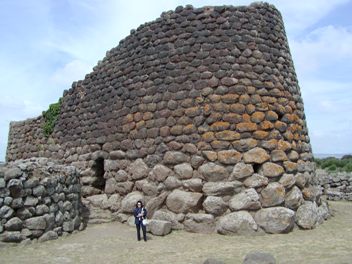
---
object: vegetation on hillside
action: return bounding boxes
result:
[314,155,352,172]
[42,98,62,137]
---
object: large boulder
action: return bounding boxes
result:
[38,231,58,242]
[260,162,284,177]
[163,151,190,165]
[202,181,242,196]
[230,163,254,180]
[120,192,144,213]
[254,207,295,234]
[285,186,303,209]
[260,183,285,207]
[24,216,47,230]
[229,188,261,211]
[152,209,183,230]
[129,159,149,180]
[166,190,202,214]
[86,194,108,208]
[198,163,229,182]
[1,231,24,242]
[149,164,172,182]
[216,211,258,235]
[147,220,172,236]
[202,196,228,216]
[184,213,215,233]
[146,192,169,218]
[295,201,319,229]
[4,217,23,231]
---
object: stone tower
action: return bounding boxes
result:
[6,3,329,234]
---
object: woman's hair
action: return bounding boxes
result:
[135,200,144,208]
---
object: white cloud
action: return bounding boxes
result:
[291,25,352,77]
[51,60,92,86]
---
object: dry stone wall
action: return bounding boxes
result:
[6,3,329,235]
[0,159,82,243]
[315,169,352,201]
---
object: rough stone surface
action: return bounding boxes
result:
[120,192,144,213]
[148,219,172,236]
[295,201,319,229]
[198,163,229,182]
[202,196,228,216]
[203,181,242,196]
[217,211,258,235]
[243,148,270,164]
[230,163,254,180]
[260,183,285,207]
[166,190,202,214]
[184,213,215,233]
[229,188,261,211]
[254,207,295,234]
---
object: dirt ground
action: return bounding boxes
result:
[0,201,351,264]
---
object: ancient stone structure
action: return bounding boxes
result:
[0,159,82,243]
[5,2,330,236]
[315,169,352,201]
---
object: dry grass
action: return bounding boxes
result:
[1,201,352,264]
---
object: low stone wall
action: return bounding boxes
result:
[315,169,352,201]
[0,158,83,243]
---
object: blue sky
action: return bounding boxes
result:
[0,0,351,161]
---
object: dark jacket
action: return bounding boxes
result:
[133,207,147,225]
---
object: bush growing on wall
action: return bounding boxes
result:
[42,98,62,137]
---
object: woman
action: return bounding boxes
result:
[133,200,147,241]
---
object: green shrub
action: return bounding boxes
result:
[42,98,62,137]
[315,156,352,172]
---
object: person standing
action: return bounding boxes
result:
[133,200,147,241]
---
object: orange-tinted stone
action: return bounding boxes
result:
[215,130,241,141]
[251,111,265,123]
[210,121,230,131]
[236,122,257,132]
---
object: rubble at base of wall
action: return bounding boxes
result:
[0,158,83,244]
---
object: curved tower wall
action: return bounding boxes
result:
[6,3,326,234]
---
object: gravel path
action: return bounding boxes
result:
[1,201,351,264]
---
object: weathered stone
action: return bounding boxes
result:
[184,213,215,233]
[174,163,193,179]
[254,207,295,234]
[0,178,5,188]
[104,178,118,194]
[153,209,183,230]
[229,188,261,211]
[243,147,270,164]
[120,191,144,213]
[243,251,276,264]
[33,185,46,197]
[148,219,172,236]
[217,150,242,164]
[7,179,23,198]
[102,194,121,211]
[217,211,257,235]
[24,196,39,207]
[230,162,254,180]
[63,220,74,232]
[114,170,128,182]
[25,216,47,230]
[279,173,296,188]
[271,150,288,162]
[4,217,23,231]
[203,181,242,196]
[129,159,149,180]
[115,181,134,195]
[164,151,189,165]
[285,186,303,209]
[260,162,284,177]
[203,258,224,264]
[198,163,229,182]
[4,167,22,181]
[243,174,269,188]
[86,194,108,208]
[166,190,202,214]
[1,231,23,242]
[202,151,217,161]
[183,178,203,192]
[0,205,14,219]
[295,201,319,229]
[38,231,58,242]
[295,173,308,188]
[164,176,182,190]
[36,204,49,215]
[260,183,285,207]
[149,164,172,182]
[145,192,169,219]
[203,196,228,216]
[11,198,23,209]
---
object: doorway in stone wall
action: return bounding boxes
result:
[92,157,106,191]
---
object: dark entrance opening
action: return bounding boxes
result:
[92,157,105,191]
[253,163,261,174]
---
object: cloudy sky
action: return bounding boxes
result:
[0,0,351,161]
